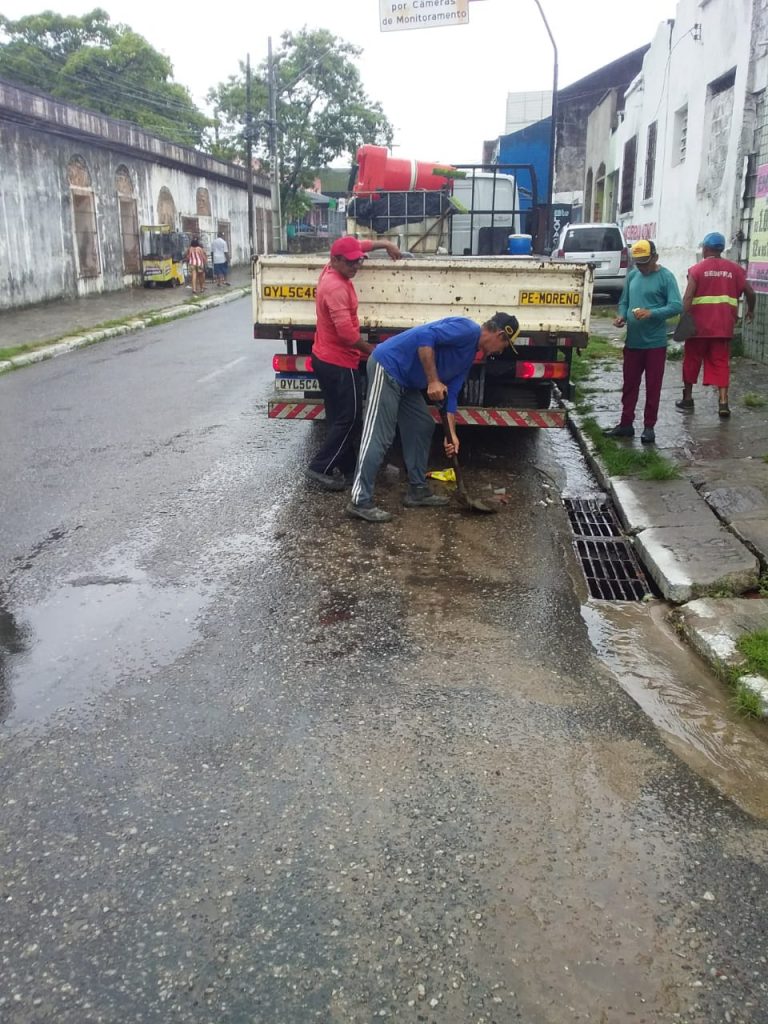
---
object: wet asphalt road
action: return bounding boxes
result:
[1,297,768,1023]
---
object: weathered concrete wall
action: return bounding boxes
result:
[742,0,768,362]
[584,90,621,221]
[0,81,271,311]
[608,0,752,285]
[555,47,648,204]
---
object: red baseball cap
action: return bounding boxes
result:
[330,236,368,261]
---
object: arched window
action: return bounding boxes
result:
[68,155,100,277]
[116,166,140,273]
[196,187,211,216]
[115,165,134,197]
[157,187,177,227]
[67,155,91,189]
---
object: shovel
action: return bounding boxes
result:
[439,407,497,514]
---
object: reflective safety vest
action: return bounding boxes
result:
[688,257,746,339]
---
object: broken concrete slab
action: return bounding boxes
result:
[609,478,709,533]
[738,674,768,716]
[635,523,760,603]
[675,597,768,663]
[685,457,768,562]
[687,457,768,508]
[729,517,768,562]
[675,598,768,716]
[705,484,768,522]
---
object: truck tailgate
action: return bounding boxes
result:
[254,255,593,339]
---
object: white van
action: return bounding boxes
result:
[553,222,628,300]
[450,173,521,256]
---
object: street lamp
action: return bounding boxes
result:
[531,0,558,248]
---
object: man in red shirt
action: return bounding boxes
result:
[308,235,402,490]
[677,232,755,418]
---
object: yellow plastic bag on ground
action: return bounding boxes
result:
[426,468,456,483]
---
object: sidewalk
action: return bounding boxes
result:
[583,319,768,567]
[574,317,768,715]
[0,265,252,352]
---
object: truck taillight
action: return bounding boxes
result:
[516,361,568,380]
[273,354,314,373]
[620,247,629,269]
[557,249,565,258]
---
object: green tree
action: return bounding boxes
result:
[207,65,268,163]
[0,8,209,147]
[207,27,393,214]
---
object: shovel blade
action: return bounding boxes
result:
[455,478,498,514]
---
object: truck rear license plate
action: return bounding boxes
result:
[276,377,320,392]
[262,284,317,300]
[520,290,581,305]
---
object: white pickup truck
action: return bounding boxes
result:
[253,254,594,428]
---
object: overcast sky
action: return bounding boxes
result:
[4,0,678,162]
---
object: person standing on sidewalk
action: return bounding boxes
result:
[347,313,519,523]
[307,235,402,491]
[211,232,230,287]
[604,240,682,445]
[676,232,755,418]
[186,237,207,295]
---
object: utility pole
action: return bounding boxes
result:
[267,36,285,252]
[245,54,254,257]
[531,0,558,251]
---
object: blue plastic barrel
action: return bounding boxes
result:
[507,234,533,255]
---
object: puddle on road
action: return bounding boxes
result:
[584,600,768,819]
[0,592,30,723]
[1,561,210,729]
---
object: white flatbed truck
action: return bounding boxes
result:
[253,254,594,428]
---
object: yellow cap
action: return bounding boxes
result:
[631,239,656,263]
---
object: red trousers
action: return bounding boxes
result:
[682,337,730,388]
[620,346,667,428]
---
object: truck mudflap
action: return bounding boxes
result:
[268,399,566,427]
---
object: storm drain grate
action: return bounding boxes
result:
[563,497,622,538]
[574,537,653,601]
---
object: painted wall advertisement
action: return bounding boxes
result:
[747,162,768,293]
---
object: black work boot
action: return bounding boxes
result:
[602,424,635,438]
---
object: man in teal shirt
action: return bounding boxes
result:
[603,240,682,444]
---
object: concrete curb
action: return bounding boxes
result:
[564,402,760,602]
[0,286,249,375]
[673,598,768,718]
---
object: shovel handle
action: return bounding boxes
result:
[439,406,466,486]
[438,406,454,444]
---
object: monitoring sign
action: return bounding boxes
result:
[379,0,470,32]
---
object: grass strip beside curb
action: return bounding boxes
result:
[580,417,681,480]
[570,335,680,481]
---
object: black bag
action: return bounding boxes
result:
[673,311,697,341]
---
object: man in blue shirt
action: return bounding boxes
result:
[347,313,519,523]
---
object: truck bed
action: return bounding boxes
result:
[254,255,593,339]
[253,254,593,427]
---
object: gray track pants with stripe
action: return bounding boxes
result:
[351,355,436,508]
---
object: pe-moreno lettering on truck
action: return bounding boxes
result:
[253,255,594,429]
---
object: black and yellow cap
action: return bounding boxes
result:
[492,311,521,345]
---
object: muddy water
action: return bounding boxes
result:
[3,364,768,1024]
[584,601,768,819]
[279,447,740,1021]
